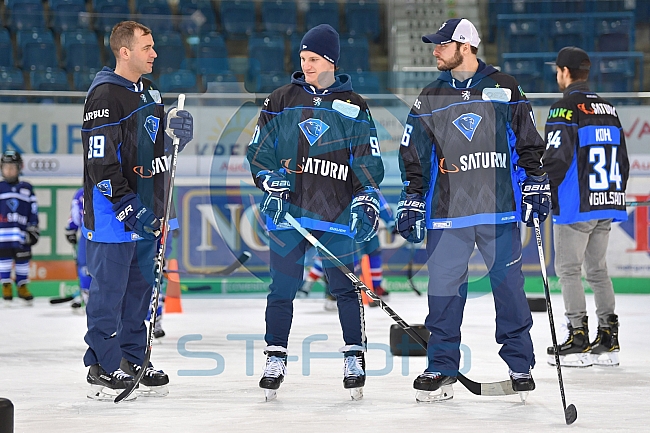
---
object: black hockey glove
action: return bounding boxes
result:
[25,225,40,246]
[112,193,162,240]
[257,170,290,225]
[521,174,551,227]
[64,226,77,245]
[396,191,426,243]
[349,187,380,242]
[165,108,194,153]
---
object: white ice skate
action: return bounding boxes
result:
[343,351,365,401]
[259,350,287,402]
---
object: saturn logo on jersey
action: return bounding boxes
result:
[452,113,482,141]
[144,115,160,143]
[299,119,330,146]
[133,155,170,179]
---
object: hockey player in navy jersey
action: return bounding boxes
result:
[543,47,629,368]
[63,187,91,310]
[0,151,39,304]
[81,21,193,401]
[397,18,548,403]
[247,24,385,401]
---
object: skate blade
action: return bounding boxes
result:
[415,385,453,403]
[518,391,529,404]
[349,387,364,401]
[87,385,137,402]
[136,384,169,397]
[264,389,278,402]
[591,351,619,367]
[547,353,592,367]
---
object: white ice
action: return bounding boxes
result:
[1,292,649,432]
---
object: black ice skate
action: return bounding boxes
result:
[259,350,287,401]
[120,359,169,397]
[153,319,165,339]
[413,371,457,403]
[547,316,592,367]
[343,350,365,401]
[590,314,620,367]
[509,369,535,403]
[86,364,137,401]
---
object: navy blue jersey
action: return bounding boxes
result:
[543,81,629,224]
[399,60,545,229]
[0,180,38,248]
[247,72,385,237]
[81,67,169,243]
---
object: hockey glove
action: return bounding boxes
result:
[164,108,194,153]
[257,170,291,225]
[112,193,162,240]
[396,192,426,243]
[349,187,380,242]
[521,174,551,227]
[64,225,77,245]
[25,225,40,246]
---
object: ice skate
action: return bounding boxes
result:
[413,371,456,403]
[2,282,12,304]
[86,364,137,402]
[368,286,389,308]
[590,314,620,367]
[323,293,337,312]
[259,350,287,401]
[153,319,166,339]
[120,359,169,397]
[547,316,592,367]
[17,284,33,304]
[509,369,535,403]
[343,350,365,401]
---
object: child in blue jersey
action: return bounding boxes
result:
[0,151,39,304]
[64,187,91,309]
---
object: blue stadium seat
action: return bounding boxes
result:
[8,1,46,31]
[192,32,229,74]
[338,35,369,73]
[550,18,588,52]
[597,56,634,92]
[202,72,241,93]
[261,0,297,35]
[17,29,58,70]
[305,0,339,32]
[344,0,380,41]
[505,20,545,53]
[93,0,131,34]
[347,71,382,94]
[247,71,289,93]
[596,17,632,52]
[178,0,217,35]
[248,34,286,74]
[290,32,303,72]
[30,68,69,90]
[158,69,197,92]
[153,32,186,74]
[50,0,88,33]
[220,0,256,38]
[72,68,99,91]
[502,57,542,93]
[0,29,14,68]
[60,30,101,72]
[0,67,25,89]
[137,0,174,34]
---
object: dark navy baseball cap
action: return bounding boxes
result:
[546,46,591,70]
[422,18,481,47]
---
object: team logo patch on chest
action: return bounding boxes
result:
[144,115,160,143]
[7,198,18,212]
[452,113,482,141]
[299,118,330,146]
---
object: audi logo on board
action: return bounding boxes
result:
[28,159,60,171]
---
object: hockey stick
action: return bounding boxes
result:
[533,217,578,425]
[164,251,251,276]
[284,214,515,397]
[626,200,650,207]
[116,94,185,404]
[50,245,78,304]
[406,242,422,296]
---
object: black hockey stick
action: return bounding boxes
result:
[115,94,185,403]
[406,242,422,296]
[626,200,650,207]
[285,214,515,397]
[50,245,78,304]
[164,251,251,277]
[533,217,577,425]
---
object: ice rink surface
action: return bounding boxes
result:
[1,292,649,433]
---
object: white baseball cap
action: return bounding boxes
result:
[422,18,481,48]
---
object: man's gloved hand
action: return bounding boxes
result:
[257,170,291,225]
[112,193,161,240]
[64,226,77,245]
[349,187,380,242]
[396,191,426,243]
[165,108,194,153]
[521,174,551,227]
[25,225,40,246]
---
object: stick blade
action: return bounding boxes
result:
[50,296,74,304]
[565,404,578,425]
